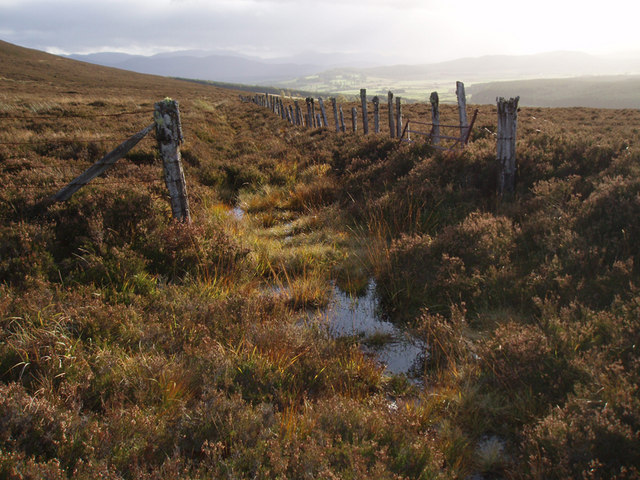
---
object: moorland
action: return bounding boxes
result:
[1,39,640,479]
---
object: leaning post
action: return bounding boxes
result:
[496,96,520,195]
[388,91,395,138]
[360,88,369,134]
[456,81,468,140]
[154,98,191,223]
[430,91,440,145]
[372,96,380,133]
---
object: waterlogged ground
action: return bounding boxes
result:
[308,280,426,379]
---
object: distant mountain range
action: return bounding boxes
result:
[67,50,640,86]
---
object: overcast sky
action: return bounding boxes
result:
[1,0,638,63]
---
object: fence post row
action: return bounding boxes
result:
[388,91,395,138]
[372,96,380,134]
[430,92,440,145]
[497,96,520,195]
[360,89,369,135]
[154,98,191,223]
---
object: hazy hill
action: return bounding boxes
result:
[467,75,640,108]
[68,51,323,84]
[346,51,640,83]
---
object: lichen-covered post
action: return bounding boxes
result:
[430,91,440,145]
[351,107,358,133]
[497,96,520,195]
[154,98,191,223]
[360,89,369,134]
[318,97,329,128]
[456,81,468,140]
[388,91,395,138]
[395,96,402,138]
[372,96,380,133]
[331,98,340,132]
[339,106,346,133]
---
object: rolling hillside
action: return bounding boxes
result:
[468,75,640,108]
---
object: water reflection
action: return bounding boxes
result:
[313,280,426,378]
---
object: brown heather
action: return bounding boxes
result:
[1,39,640,478]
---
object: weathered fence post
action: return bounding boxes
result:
[306,98,312,128]
[351,107,358,133]
[339,106,346,133]
[360,89,369,134]
[497,96,519,195]
[395,97,402,138]
[456,81,468,139]
[388,91,395,138]
[331,98,340,132]
[294,101,302,126]
[430,91,440,145]
[316,113,322,128]
[318,97,329,128]
[310,98,316,127]
[154,98,191,223]
[372,96,380,134]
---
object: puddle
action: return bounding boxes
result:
[231,206,245,220]
[310,280,426,379]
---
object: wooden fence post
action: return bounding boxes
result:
[372,96,380,133]
[310,98,316,127]
[430,91,440,145]
[388,91,395,138]
[154,99,191,223]
[331,98,340,132]
[295,101,302,126]
[306,98,312,128]
[395,97,402,138]
[351,107,357,133]
[497,96,519,195]
[360,89,369,134]
[318,97,328,128]
[339,106,346,133]
[456,81,468,139]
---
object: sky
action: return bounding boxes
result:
[1,0,639,64]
